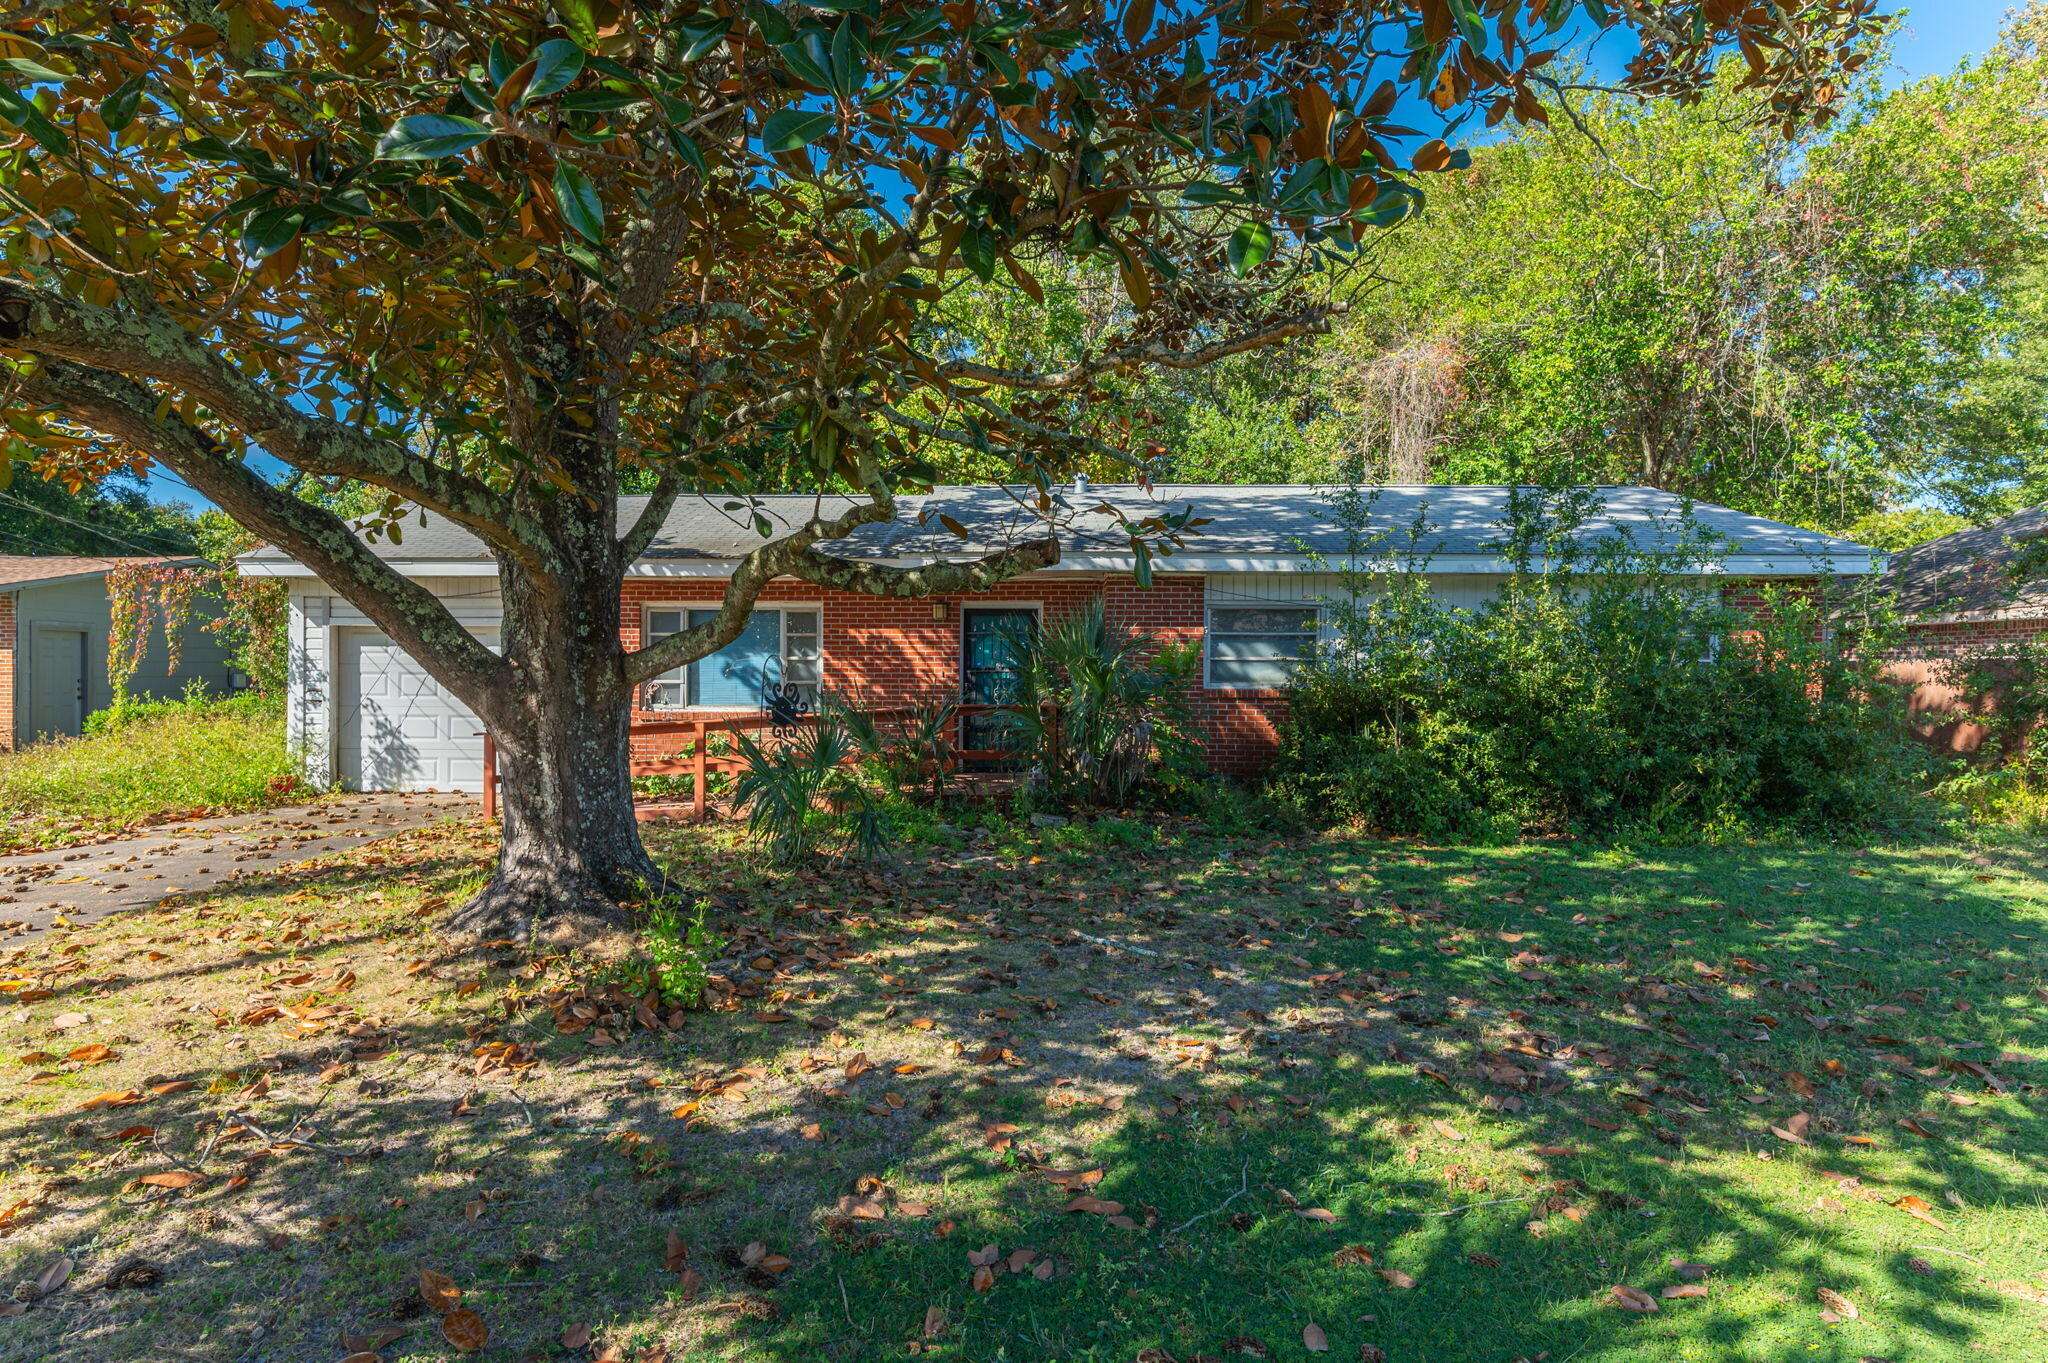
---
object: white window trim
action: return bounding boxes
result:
[1203,601,1322,691]
[640,603,825,711]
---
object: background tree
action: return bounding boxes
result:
[0,461,199,556]
[0,0,1883,939]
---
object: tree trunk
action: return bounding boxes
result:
[442,550,663,945]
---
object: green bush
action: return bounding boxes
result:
[1265,489,1930,841]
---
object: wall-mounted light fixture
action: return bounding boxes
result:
[931,600,949,620]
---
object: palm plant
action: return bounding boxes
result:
[1010,601,1203,807]
[826,693,959,801]
[730,715,886,864]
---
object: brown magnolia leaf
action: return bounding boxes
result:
[441,1307,488,1352]
[66,1044,115,1065]
[1897,1117,1936,1138]
[418,1269,461,1315]
[1332,1245,1374,1267]
[1784,1070,1816,1098]
[1816,1287,1859,1321]
[1670,1260,1713,1282]
[339,1354,381,1363]
[1431,1120,1465,1142]
[1661,1283,1709,1299]
[110,1125,155,1141]
[799,1123,825,1141]
[837,1196,887,1221]
[139,1171,205,1189]
[149,1080,198,1096]
[1532,1145,1579,1158]
[665,1230,690,1272]
[1302,1322,1330,1352]
[1769,1112,1813,1145]
[33,1257,74,1296]
[675,1268,702,1300]
[1296,1207,1339,1223]
[563,1323,593,1351]
[921,1305,948,1338]
[79,1089,143,1110]
[970,1265,996,1294]
[670,1102,700,1122]
[1891,1195,1949,1232]
[1374,1269,1416,1289]
[1065,1195,1124,1216]
[1610,1285,1659,1313]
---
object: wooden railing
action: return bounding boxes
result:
[478,701,1050,823]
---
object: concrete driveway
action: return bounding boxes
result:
[0,793,475,936]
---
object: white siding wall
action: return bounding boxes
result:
[287,577,503,787]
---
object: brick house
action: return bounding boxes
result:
[1882,507,2048,753]
[238,484,1883,792]
[0,555,235,749]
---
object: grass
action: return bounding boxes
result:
[0,811,2044,1363]
[0,691,303,852]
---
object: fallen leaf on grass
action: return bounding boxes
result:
[138,1171,205,1189]
[1817,1287,1859,1322]
[1770,1112,1813,1145]
[149,1080,198,1096]
[836,1196,886,1220]
[1302,1322,1329,1352]
[1332,1246,1374,1266]
[562,1322,592,1350]
[1892,1195,1949,1232]
[1065,1195,1124,1216]
[1531,1145,1578,1158]
[1610,1285,1659,1313]
[441,1307,488,1352]
[1296,1207,1338,1223]
[665,1230,689,1273]
[79,1090,143,1110]
[32,1257,73,1298]
[1374,1269,1416,1289]
[417,1269,461,1314]
[921,1305,948,1338]
[65,1044,115,1065]
[1661,1283,1708,1299]
[1431,1120,1466,1142]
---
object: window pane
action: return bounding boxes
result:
[1210,635,1312,662]
[1209,657,1300,687]
[1211,606,1317,635]
[686,608,781,706]
[648,609,684,636]
[645,680,685,708]
[784,610,818,636]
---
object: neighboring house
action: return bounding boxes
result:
[0,556,236,748]
[1883,507,2048,753]
[236,484,1883,792]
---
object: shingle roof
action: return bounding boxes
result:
[1883,506,2048,619]
[0,555,195,590]
[238,484,1877,568]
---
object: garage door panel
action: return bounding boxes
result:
[337,628,497,792]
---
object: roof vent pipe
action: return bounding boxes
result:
[1072,472,1088,497]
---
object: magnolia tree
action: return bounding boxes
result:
[0,0,1881,938]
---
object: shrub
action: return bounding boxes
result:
[730,713,886,863]
[642,897,715,1008]
[1265,488,1929,841]
[1005,599,1206,808]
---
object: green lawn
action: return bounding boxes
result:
[0,693,302,852]
[0,813,2043,1362]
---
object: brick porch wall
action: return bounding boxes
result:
[615,574,1289,776]
[0,591,13,750]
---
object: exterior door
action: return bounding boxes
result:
[28,627,88,742]
[960,608,1036,761]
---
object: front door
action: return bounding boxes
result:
[960,608,1036,762]
[28,627,88,742]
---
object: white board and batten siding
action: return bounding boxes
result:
[287,578,503,792]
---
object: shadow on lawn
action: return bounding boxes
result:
[0,824,2041,1363]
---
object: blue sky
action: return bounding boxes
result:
[139,0,2018,510]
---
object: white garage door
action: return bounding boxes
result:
[337,629,496,792]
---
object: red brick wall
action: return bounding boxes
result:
[1890,617,2048,753]
[615,574,1289,775]
[0,591,13,750]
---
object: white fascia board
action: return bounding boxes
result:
[236,560,501,578]
[239,550,1888,580]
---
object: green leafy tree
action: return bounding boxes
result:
[0,0,1881,938]
[0,463,198,556]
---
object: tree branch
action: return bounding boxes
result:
[0,281,529,552]
[17,357,512,700]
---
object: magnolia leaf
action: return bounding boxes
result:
[1227,221,1273,276]
[552,162,605,243]
[521,39,586,105]
[376,114,492,160]
[763,108,833,151]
